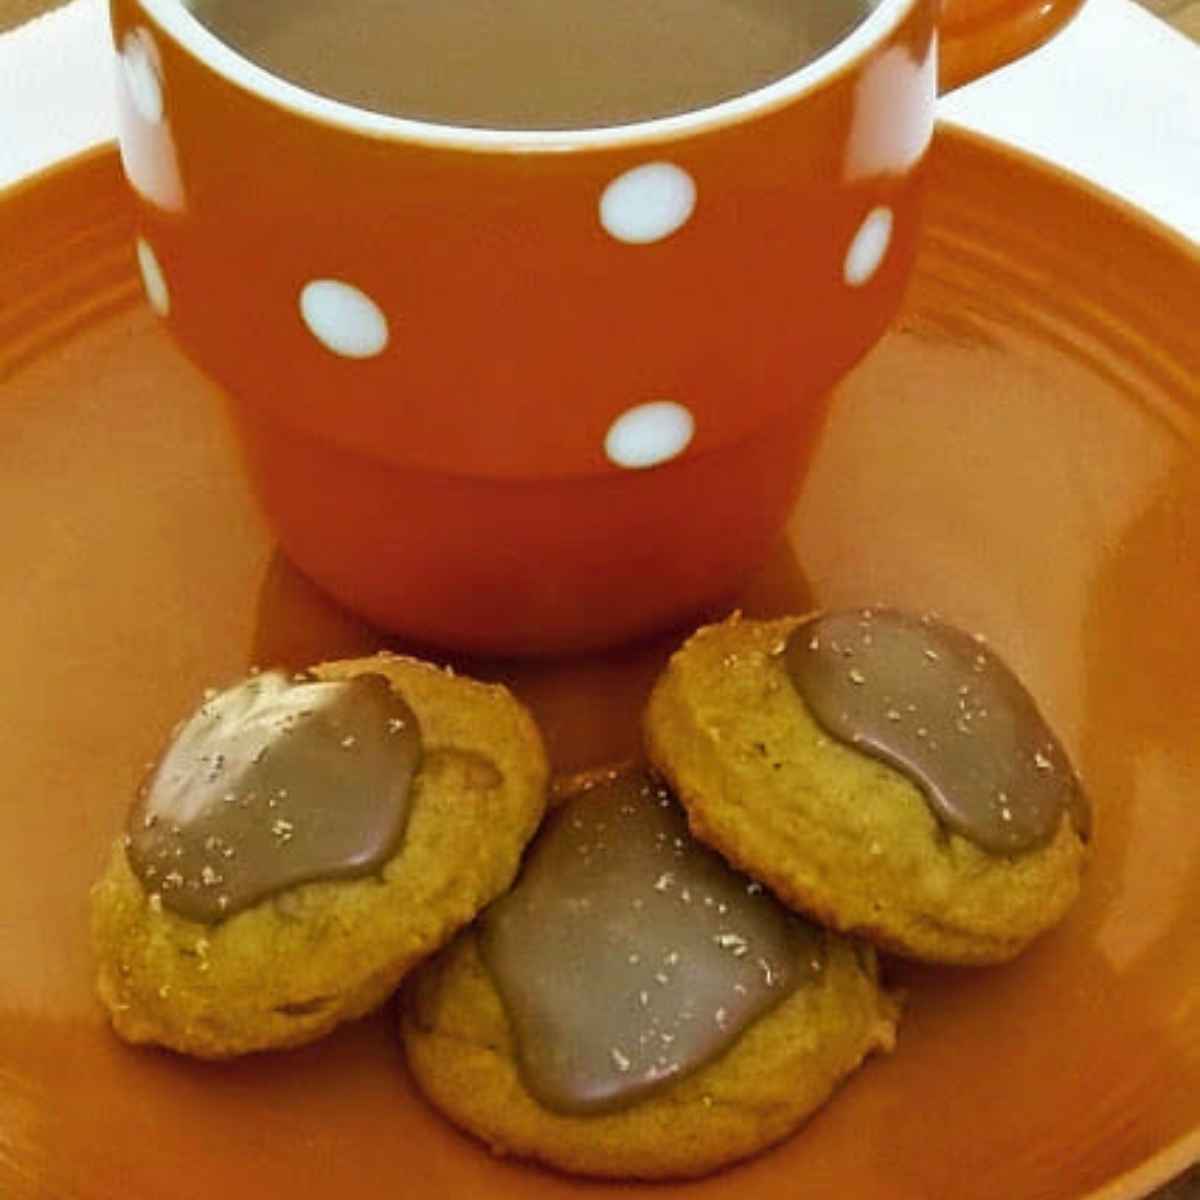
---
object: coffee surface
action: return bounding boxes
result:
[185,0,873,129]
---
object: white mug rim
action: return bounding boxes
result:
[134,0,918,152]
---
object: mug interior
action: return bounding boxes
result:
[136,0,916,150]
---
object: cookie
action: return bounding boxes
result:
[90,653,548,1058]
[644,610,1090,964]
[401,767,898,1180]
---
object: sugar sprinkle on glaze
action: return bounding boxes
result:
[125,670,422,923]
[785,609,1090,854]
[478,767,824,1115]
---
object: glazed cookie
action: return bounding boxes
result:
[401,767,898,1180]
[644,610,1091,965]
[91,654,548,1058]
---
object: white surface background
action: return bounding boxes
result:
[0,0,1197,240]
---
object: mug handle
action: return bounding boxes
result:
[938,0,1087,91]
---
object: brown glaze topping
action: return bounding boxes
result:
[125,670,422,923]
[784,609,1090,854]
[478,767,824,1116]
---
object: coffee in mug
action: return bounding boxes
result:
[184,0,876,129]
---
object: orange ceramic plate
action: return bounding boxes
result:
[1,128,1197,1200]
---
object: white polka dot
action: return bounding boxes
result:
[121,28,164,125]
[600,163,697,245]
[844,207,894,288]
[299,280,389,359]
[118,119,186,214]
[844,44,936,181]
[135,236,170,317]
[605,401,695,469]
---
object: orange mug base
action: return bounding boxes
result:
[230,398,830,657]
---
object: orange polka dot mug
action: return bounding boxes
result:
[109,0,1083,655]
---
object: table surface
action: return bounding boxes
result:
[1147,0,1200,38]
